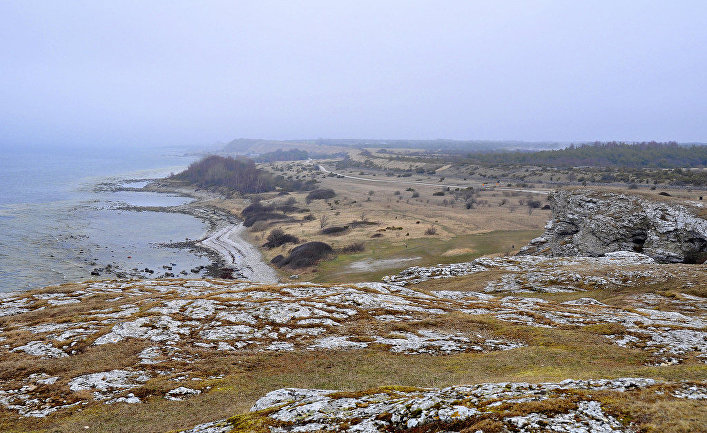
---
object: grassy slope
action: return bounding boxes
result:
[4,276,704,433]
[314,229,541,283]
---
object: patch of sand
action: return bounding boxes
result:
[347,257,421,272]
[442,248,475,256]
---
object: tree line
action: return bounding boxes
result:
[465,142,707,169]
[171,155,317,194]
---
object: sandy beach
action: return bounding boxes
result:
[198,223,278,283]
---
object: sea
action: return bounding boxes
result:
[0,144,213,293]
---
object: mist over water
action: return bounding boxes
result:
[0,144,211,292]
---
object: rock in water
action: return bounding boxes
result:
[519,189,707,263]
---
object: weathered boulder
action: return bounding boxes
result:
[519,189,707,263]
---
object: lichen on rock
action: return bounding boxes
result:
[518,189,707,263]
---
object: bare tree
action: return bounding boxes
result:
[319,214,329,229]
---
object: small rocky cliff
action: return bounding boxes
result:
[519,189,707,263]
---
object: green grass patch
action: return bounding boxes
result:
[313,229,541,283]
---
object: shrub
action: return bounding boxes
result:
[412,191,420,198]
[348,220,378,228]
[340,242,364,253]
[263,229,299,249]
[249,220,270,232]
[242,211,289,227]
[321,225,349,235]
[270,255,285,266]
[273,242,333,268]
[241,202,290,227]
[527,200,542,209]
[425,226,437,235]
[306,188,336,203]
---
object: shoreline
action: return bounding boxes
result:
[110,179,279,284]
[198,224,278,283]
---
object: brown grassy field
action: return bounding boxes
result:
[219,160,553,282]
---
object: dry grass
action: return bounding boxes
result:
[9,343,702,433]
[3,295,704,433]
[203,160,552,282]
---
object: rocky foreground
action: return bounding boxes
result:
[0,252,705,431]
[181,378,706,433]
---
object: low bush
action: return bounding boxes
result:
[249,220,270,232]
[242,211,289,227]
[263,229,299,249]
[241,202,291,227]
[321,226,349,235]
[340,242,365,253]
[270,255,285,266]
[272,242,334,268]
[306,188,336,203]
[425,226,437,235]
[348,220,378,228]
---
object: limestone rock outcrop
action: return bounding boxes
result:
[519,189,707,263]
[178,379,706,433]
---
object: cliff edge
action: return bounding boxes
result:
[519,189,707,263]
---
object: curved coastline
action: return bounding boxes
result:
[198,223,278,283]
[113,180,279,284]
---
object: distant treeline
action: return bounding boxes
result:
[466,142,707,169]
[254,148,309,162]
[254,148,347,162]
[171,155,317,194]
[223,137,566,154]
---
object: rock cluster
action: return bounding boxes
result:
[517,189,707,263]
[1,263,704,419]
[178,378,706,433]
[385,252,658,289]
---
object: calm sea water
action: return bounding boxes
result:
[0,144,212,292]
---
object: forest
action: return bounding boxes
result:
[172,155,275,193]
[465,142,707,168]
[172,155,318,194]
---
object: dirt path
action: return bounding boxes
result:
[317,164,549,195]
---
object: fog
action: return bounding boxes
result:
[1,1,706,147]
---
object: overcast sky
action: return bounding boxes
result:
[1,1,706,147]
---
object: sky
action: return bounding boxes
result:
[1,1,706,147]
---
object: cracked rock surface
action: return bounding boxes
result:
[517,189,707,263]
[0,263,704,421]
[179,378,705,433]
